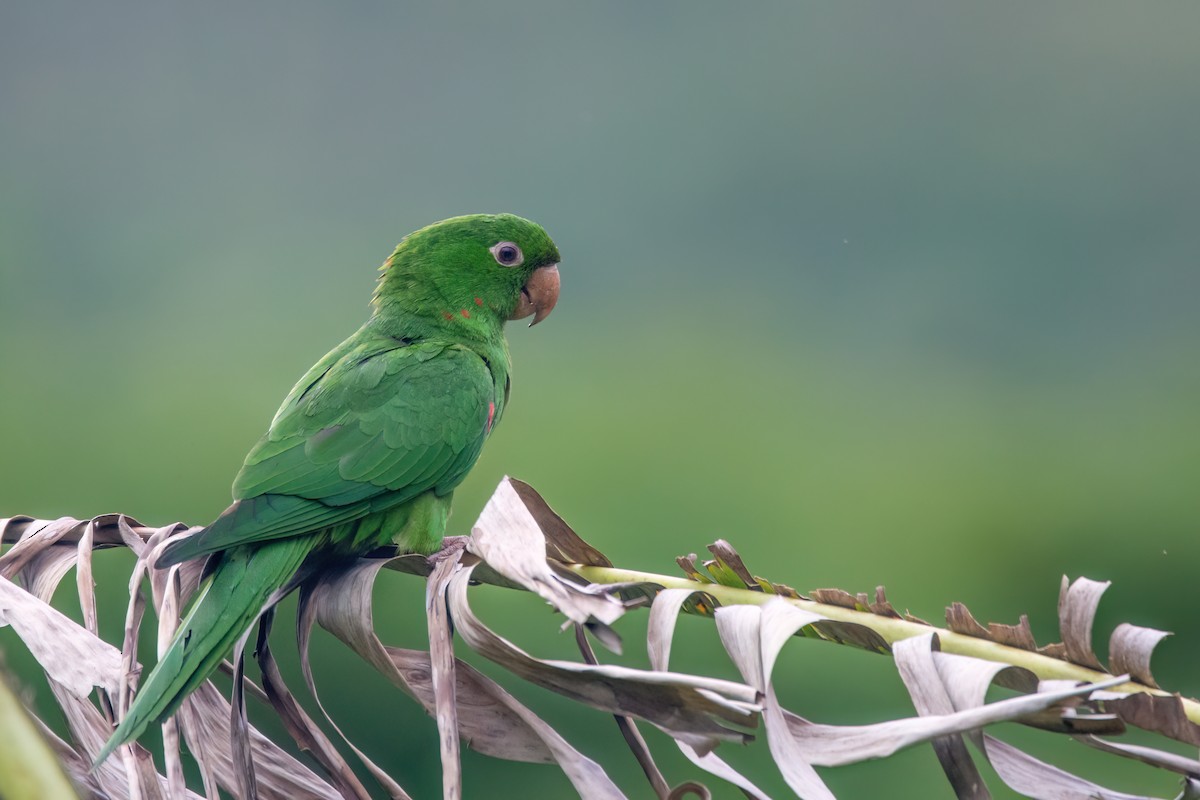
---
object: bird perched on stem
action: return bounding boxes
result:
[95,213,561,765]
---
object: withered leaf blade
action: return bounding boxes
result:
[297,564,422,798]
[177,677,346,800]
[307,557,553,763]
[470,478,626,637]
[675,554,712,584]
[977,734,1155,800]
[1091,691,1200,747]
[155,566,185,795]
[807,618,890,654]
[894,636,1153,800]
[807,588,859,610]
[715,603,835,799]
[894,637,1131,754]
[1,514,163,549]
[388,642,632,798]
[1108,623,1171,689]
[667,783,711,800]
[304,554,535,762]
[252,607,369,800]
[48,676,172,800]
[648,589,773,800]
[505,477,612,567]
[1076,734,1200,777]
[647,589,712,674]
[0,517,82,580]
[309,554,629,797]
[230,629,260,800]
[16,539,81,608]
[1,522,331,800]
[447,564,758,751]
[894,633,988,799]
[0,575,123,697]
[1058,576,1110,671]
[946,602,990,639]
[573,624,676,800]
[427,556,462,800]
[988,615,1038,651]
[869,586,900,618]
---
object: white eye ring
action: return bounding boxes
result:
[490,241,524,267]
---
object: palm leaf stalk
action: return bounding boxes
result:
[0,477,1196,799]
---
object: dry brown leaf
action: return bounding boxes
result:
[427,556,462,800]
[297,564,420,798]
[869,587,900,618]
[1058,576,1110,671]
[1091,692,1200,747]
[946,601,991,639]
[0,575,123,697]
[647,589,773,800]
[177,677,344,800]
[976,734,1154,800]
[1109,623,1171,690]
[447,563,758,751]
[806,618,890,654]
[675,554,711,584]
[306,554,629,797]
[468,477,626,636]
[257,632,371,798]
[307,557,546,761]
[715,603,835,799]
[807,588,859,610]
[735,618,1127,791]
[0,517,82,579]
[895,634,1156,800]
[573,624,674,799]
[1076,735,1200,778]
[894,633,988,799]
[505,478,612,567]
[988,615,1038,652]
[1,513,344,800]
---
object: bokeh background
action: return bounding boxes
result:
[3,2,1199,797]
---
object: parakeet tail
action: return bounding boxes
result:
[93,537,315,768]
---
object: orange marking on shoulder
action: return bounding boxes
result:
[460,308,470,318]
[442,311,454,320]
[474,297,484,306]
[487,401,495,432]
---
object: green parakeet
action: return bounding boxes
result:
[94,214,561,766]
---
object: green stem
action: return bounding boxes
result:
[566,563,1200,726]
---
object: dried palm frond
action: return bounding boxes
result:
[1,477,1196,799]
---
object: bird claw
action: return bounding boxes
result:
[426,535,469,568]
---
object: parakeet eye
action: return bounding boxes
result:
[490,241,524,267]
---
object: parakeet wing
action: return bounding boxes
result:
[158,338,494,564]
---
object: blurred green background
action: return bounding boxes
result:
[2,2,1199,797]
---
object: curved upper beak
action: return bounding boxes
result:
[510,263,560,326]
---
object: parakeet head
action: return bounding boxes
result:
[373,214,561,332]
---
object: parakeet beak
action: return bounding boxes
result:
[511,263,560,326]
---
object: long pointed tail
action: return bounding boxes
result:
[93,537,315,767]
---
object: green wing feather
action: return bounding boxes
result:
[93,537,315,767]
[158,335,495,565]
